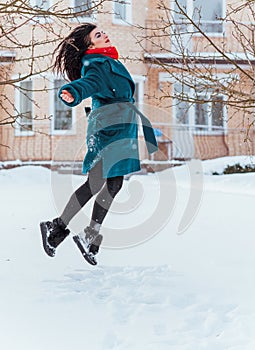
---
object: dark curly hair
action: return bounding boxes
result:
[53,23,97,81]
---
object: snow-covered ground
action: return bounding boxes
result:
[1,156,255,350]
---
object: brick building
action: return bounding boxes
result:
[0,0,254,168]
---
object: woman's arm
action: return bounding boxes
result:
[58,64,103,107]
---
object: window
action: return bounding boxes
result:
[73,0,93,18]
[132,75,145,134]
[173,81,226,133]
[194,94,225,132]
[15,80,33,135]
[173,82,190,125]
[53,79,74,132]
[114,1,126,20]
[113,0,132,24]
[29,0,52,24]
[173,0,224,34]
[194,97,209,128]
[211,95,225,127]
[193,0,223,33]
[134,83,139,104]
[132,75,145,105]
[31,0,50,10]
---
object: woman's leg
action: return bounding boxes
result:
[72,175,124,264]
[89,175,124,232]
[60,161,105,226]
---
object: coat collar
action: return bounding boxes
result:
[82,54,135,94]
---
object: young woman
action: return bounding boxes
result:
[40,24,158,265]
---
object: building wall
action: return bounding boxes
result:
[0,0,254,164]
[0,0,148,163]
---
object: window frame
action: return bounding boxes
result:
[30,0,51,10]
[171,0,225,37]
[70,0,96,22]
[14,78,34,137]
[29,0,53,24]
[173,80,228,135]
[132,75,146,135]
[133,75,145,105]
[112,0,132,25]
[49,77,76,135]
[190,92,227,134]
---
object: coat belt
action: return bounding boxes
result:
[90,99,158,155]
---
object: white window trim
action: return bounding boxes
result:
[49,77,77,135]
[112,0,132,25]
[70,0,97,22]
[14,77,34,137]
[171,0,226,37]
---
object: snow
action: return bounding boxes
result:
[1,156,255,349]
[202,155,255,175]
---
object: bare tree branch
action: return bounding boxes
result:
[0,0,108,128]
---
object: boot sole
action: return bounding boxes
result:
[73,235,97,266]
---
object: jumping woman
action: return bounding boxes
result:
[40,24,158,265]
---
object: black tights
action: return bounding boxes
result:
[60,161,124,231]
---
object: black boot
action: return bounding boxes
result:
[73,226,103,265]
[40,218,70,257]
[85,226,103,255]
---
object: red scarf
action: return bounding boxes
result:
[85,46,119,60]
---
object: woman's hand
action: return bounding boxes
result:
[60,90,75,103]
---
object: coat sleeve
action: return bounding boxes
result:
[58,64,104,107]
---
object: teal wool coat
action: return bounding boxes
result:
[59,54,158,178]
